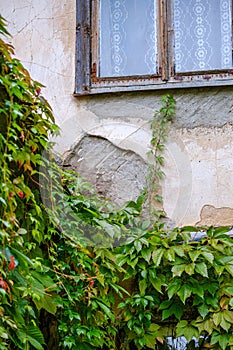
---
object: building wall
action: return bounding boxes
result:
[1,0,233,227]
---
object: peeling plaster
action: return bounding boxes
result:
[1,0,233,227]
[196,205,233,226]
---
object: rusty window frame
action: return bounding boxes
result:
[75,0,233,96]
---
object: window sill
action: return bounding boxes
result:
[74,75,233,96]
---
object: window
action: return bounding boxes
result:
[75,0,233,95]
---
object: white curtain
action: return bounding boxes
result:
[174,0,233,72]
[99,0,158,77]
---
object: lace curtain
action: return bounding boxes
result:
[174,0,233,72]
[99,0,233,77]
[99,0,158,77]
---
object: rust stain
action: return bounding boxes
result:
[91,62,97,82]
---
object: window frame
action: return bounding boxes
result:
[75,0,233,96]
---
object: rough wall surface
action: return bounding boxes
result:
[65,135,148,206]
[1,0,233,226]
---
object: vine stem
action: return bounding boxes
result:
[147,94,176,222]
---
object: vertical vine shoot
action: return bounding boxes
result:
[148,94,176,221]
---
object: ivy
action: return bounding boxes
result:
[1,14,233,350]
[147,94,176,221]
[0,14,61,349]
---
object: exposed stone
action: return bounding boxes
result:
[196,205,233,226]
[65,135,149,206]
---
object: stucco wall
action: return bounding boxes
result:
[1,0,233,227]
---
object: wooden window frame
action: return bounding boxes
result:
[75,0,233,96]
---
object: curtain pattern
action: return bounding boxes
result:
[174,0,232,72]
[99,0,232,77]
[99,0,157,77]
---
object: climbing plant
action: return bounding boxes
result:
[147,94,176,221]
[0,14,65,350]
[0,15,61,350]
[1,15,233,350]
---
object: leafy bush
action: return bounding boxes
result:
[0,15,59,350]
[1,15,233,350]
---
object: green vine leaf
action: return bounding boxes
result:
[171,264,186,277]
[211,331,230,350]
[176,321,199,342]
[177,285,192,304]
[152,248,164,266]
[166,278,181,299]
[197,303,209,318]
[185,263,195,275]
[141,248,152,263]
[149,273,165,293]
[139,279,147,296]
[201,251,214,264]
[195,262,208,277]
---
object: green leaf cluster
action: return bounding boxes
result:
[0,15,59,349]
[1,15,233,350]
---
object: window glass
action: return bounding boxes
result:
[99,0,158,77]
[156,335,209,349]
[174,0,233,73]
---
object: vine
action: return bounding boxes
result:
[1,15,233,350]
[0,15,59,350]
[147,94,176,221]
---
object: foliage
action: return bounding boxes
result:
[147,94,176,221]
[0,15,59,350]
[1,15,233,350]
[115,225,233,350]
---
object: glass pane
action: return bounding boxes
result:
[156,335,210,349]
[174,0,233,73]
[99,0,158,77]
